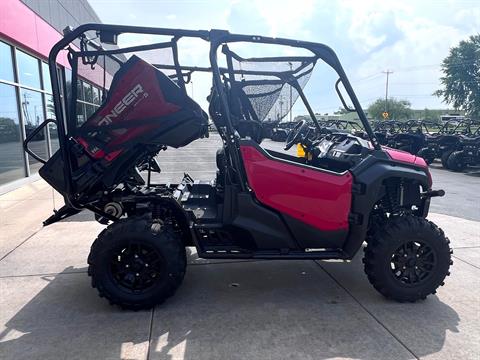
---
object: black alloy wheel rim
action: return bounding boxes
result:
[390,241,436,286]
[110,242,164,292]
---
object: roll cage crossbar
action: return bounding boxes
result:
[47,23,379,208]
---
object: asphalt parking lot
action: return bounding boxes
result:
[0,134,479,360]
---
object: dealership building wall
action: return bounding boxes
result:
[0,0,104,191]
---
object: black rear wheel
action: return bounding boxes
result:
[364,216,452,302]
[447,150,467,172]
[88,218,186,310]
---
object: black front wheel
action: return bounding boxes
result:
[364,216,452,302]
[417,148,435,165]
[88,218,186,310]
[441,149,454,169]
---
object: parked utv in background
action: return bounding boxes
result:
[371,120,404,146]
[417,119,477,166]
[386,120,440,155]
[270,121,297,142]
[446,124,480,171]
[25,24,452,310]
[271,127,289,141]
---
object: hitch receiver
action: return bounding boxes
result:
[422,189,445,198]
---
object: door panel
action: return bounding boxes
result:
[240,144,352,231]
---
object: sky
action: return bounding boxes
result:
[88,0,480,116]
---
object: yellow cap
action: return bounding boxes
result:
[297,143,306,157]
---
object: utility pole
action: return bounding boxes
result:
[382,70,393,114]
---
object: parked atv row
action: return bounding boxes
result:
[268,121,298,142]
[370,119,480,172]
[417,120,480,171]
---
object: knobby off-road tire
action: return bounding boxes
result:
[363,216,452,302]
[447,150,467,172]
[441,149,454,169]
[88,218,186,310]
[417,148,435,165]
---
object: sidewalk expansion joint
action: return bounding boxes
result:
[314,260,420,360]
[452,255,480,270]
[0,270,87,279]
[146,306,155,360]
[0,227,42,263]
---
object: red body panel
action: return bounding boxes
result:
[383,147,428,168]
[77,58,180,162]
[240,145,353,231]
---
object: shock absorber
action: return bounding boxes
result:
[385,180,400,215]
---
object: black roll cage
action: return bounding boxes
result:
[47,23,379,208]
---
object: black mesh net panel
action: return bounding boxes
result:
[227,51,316,123]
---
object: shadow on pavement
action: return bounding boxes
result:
[0,267,150,360]
[61,210,96,222]
[148,260,460,360]
[0,259,461,360]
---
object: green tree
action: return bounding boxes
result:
[367,98,413,120]
[420,108,438,121]
[434,34,480,117]
[334,107,349,115]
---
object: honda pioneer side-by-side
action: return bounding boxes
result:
[24,24,452,310]
[417,119,478,166]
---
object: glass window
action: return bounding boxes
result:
[85,104,96,119]
[92,86,100,105]
[16,50,41,89]
[65,68,72,105]
[56,67,64,97]
[0,83,25,185]
[0,41,14,82]
[20,89,47,172]
[83,81,93,103]
[77,80,83,101]
[76,102,86,126]
[42,62,52,93]
[45,95,59,153]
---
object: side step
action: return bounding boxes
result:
[191,223,349,260]
[198,246,348,260]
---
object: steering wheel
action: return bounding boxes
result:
[284,120,310,150]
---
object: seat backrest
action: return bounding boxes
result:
[76,55,208,163]
[40,56,208,197]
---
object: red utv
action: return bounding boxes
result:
[24,24,452,310]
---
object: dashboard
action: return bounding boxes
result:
[310,133,370,171]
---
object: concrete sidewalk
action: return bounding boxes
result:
[0,180,479,360]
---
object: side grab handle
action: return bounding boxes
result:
[23,118,57,164]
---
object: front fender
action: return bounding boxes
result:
[342,155,430,258]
